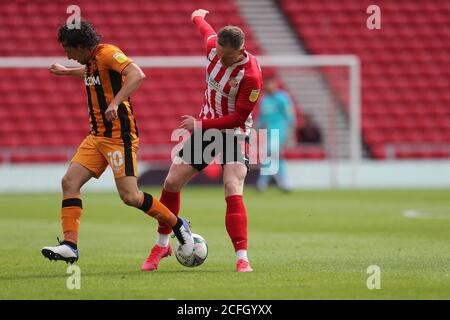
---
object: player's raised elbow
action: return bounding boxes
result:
[132,70,146,87]
[125,63,146,83]
[137,69,146,82]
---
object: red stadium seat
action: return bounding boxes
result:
[279,0,450,159]
[0,1,314,162]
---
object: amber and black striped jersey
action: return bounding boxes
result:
[84,43,139,140]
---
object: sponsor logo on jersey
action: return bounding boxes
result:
[228,78,238,88]
[85,75,101,86]
[113,52,128,64]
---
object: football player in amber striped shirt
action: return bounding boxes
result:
[41,20,194,266]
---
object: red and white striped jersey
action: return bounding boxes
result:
[194,17,263,136]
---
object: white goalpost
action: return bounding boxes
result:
[0,55,361,188]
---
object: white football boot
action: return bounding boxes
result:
[41,238,79,264]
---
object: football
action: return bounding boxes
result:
[175,233,208,267]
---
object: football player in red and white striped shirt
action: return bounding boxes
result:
[141,9,262,273]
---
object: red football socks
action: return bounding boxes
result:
[225,195,248,251]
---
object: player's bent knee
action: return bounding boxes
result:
[224,180,243,196]
[61,176,69,191]
[119,190,142,208]
[61,175,80,193]
[164,176,182,193]
[119,191,141,207]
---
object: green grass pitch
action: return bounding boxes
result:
[1,187,449,299]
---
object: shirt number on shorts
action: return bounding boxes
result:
[107,151,123,168]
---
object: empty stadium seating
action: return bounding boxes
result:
[6,0,446,162]
[0,0,265,163]
[0,0,325,163]
[279,0,450,159]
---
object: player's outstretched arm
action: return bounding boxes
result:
[48,63,85,79]
[183,78,261,131]
[191,9,216,54]
[191,8,215,37]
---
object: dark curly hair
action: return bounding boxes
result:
[57,20,101,49]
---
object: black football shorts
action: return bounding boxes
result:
[178,129,250,172]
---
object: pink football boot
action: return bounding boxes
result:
[236,259,253,272]
[141,244,172,271]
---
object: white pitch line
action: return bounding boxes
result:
[402,209,450,220]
